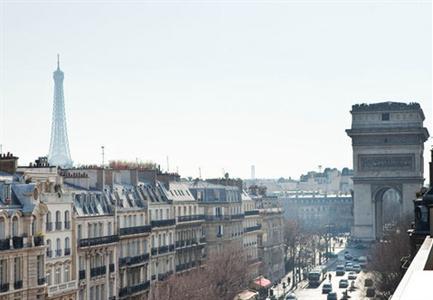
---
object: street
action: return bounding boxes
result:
[272,238,371,300]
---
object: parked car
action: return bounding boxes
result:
[353,264,361,273]
[339,279,349,288]
[358,256,368,268]
[344,253,353,260]
[285,292,297,300]
[336,265,345,276]
[322,283,333,294]
[348,271,357,280]
[327,292,337,300]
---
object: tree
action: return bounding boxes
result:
[366,216,412,298]
[149,245,253,300]
[108,159,157,170]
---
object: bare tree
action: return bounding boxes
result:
[366,216,412,298]
[149,245,253,300]
[108,159,157,170]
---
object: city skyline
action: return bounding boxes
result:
[1,1,431,179]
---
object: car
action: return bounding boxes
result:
[345,262,353,271]
[348,271,357,280]
[353,264,361,273]
[339,279,349,288]
[353,256,359,262]
[322,283,333,294]
[344,253,353,260]
[336,265,345,276]
[327,292,337,300]
[285,292,297,300]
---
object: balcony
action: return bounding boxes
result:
[55,249,62,257]
[64,221,71,230]
[177,214,205,223]
[79,270,85,280]
[55,222,62,230]
[47,250,53,258]
[216,233,223,238]
[119,281,150,297]
[0,283,9,293]
[33,236,44,246]
[245,210,260,216]
[90,266,106,278]
[46,222,53,232]
[158,271,173,281]
[158,245,168,254]
[244,224,262,233]
[119,225,152,236]
[199,237,206,243]
[151,248,158,255]
[14,280,22,290]
[109,263,115,272]
[38,277,45,285]
[12,236,23,249]
[78,235,119,248]
[231,214,245,220]
[150,219,175,228]
[119,253,149,267]
[64,248,71,256]
[205,215,230,221]
[169,244,175,252]
[151,275,156,281]
[0,239,10,251]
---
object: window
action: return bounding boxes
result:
[64,211,70,229]
[12,216,19,236]
[88,224,92,238]
[0,218,5,239]
[98,223,103,236]
[37,255,44,281]
[382,113,390,121]
[0,259,7,285]
[64,265,70,282]
[55,267,61,284]
[107,222,112,235]
[46,269,52,285]
[31,216,36,236]
[56,238,61,256]
[46,212,52,231]
[55,211,61,230]
[46,239,52,257]
[65,237,70,254]
[14,257,22,283]
[77,224,82,240]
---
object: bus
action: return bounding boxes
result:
[308,265,327,287]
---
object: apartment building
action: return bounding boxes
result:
[165,181,206,273]
[0,154,47,300]
[241,191,261,277]
[62,169,117,300]
[188,181,244,256]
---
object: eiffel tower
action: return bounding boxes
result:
[48,55,73,168]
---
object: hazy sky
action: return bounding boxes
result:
[0,0,431,179]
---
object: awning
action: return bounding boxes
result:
[253,277,272,288]
[234,290,259,300]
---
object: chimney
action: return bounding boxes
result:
[0,153,18,174]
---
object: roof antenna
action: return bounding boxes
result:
[57,54,60,69]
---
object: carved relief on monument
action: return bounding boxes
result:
[352,135,421,146]
[358,154,415,172]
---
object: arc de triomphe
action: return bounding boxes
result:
[346,102,429,240]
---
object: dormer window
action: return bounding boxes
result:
[382,113,390,121]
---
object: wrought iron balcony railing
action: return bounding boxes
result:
[119,253,149,267]
[55,222,62,230]
[150,219,175,228]
[177,215,205,223]
[14,280,22,290]
[119,225,152,236]
[244,224,262,233]
[12,237,23,249]
[244,210,260,216]
[78,235,119,248]
[90,266,106,278]
[0,239,10,251]
[0,283,9,293]
[79,270,85,280]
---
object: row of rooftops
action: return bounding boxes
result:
[0,154,279,217]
